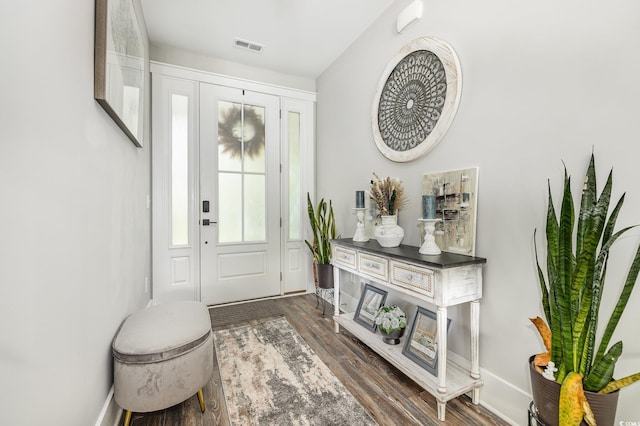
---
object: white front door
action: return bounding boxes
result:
[199,83,281,305]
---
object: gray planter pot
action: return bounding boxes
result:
[316,263,334,289]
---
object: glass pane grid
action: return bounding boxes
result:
[217,100,267,244]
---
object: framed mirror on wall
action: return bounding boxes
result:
[94,0,147,147]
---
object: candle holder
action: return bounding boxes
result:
[353,208,369,242]
[418,218,442,255]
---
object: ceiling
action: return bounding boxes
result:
[140,0,395,78]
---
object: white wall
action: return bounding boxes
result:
[317,0,640,424]
[0,1,151,425]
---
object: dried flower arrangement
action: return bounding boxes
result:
[370,173,408,216]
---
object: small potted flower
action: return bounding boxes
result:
[374,305,407,345]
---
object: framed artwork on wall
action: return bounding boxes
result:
[94,0,147,147]
[402,306,451,376]
[353,284,388,331]
[372,36,462,163]
[421,167,479,256]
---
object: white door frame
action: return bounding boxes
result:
[151,61,316,304]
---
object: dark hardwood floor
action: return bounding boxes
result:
[125,294,508,425]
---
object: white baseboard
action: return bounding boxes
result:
[94,385,122,426]
[447,351,531,426]
[95,300,153,426]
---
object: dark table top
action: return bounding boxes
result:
[331,238,486,269]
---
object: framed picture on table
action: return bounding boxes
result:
[402,306,451,376]
[353,284,387,331]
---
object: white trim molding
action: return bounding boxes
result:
[150,61,316,102]
[94,385,121,426]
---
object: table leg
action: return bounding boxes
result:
[437,401,446,421]
[470,300,480,380]
[333,265,340,333]
[437,306,448,395]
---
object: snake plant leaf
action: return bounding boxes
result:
[595,232,640,364]
[572,170,611,307]
[542,182,565,368]
[559,372,588,426]
[583,341,622,392]
[576,154,597,259]
[534,230,551,325]
[580,225,630,375]
[557,171,577,371]
[599,372,640,394]
[602,193,625,253]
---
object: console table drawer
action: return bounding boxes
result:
[358,252,388,281]
[334,246,357,269]
[391,261,434,298]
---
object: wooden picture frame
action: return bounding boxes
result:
[402,306,451,376]
[94,0,147,147]
[353,284,388,331]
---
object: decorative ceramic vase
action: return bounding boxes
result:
[374,215,404,248]
[316,263,334,289]
[379,327,405,345]
[528,355,619,426]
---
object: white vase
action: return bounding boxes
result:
[374,215,404,247]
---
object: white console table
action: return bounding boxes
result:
[330,238,486,421]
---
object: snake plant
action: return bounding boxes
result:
[305,193,337,265]
[532,154,640,423]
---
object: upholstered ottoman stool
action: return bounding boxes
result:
[112,301,213,426]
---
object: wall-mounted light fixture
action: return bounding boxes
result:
[396,0,423,33]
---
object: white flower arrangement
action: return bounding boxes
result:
[374,305,407,334]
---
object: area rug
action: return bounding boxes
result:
[213,317,377,425]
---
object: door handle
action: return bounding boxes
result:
[202,219,217,226]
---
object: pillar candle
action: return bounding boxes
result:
[355,190,365,208]
[422,195,436,219]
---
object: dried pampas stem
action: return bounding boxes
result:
[370,172,408,215]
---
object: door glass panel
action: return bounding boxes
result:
[217,100,267,244]
[243,104,266,174]
[171,94,189,246]
[218,173,242,243]
[244,174,266,241]
[218,101,242,172]
[288,112,301,240]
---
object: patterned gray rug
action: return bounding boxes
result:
[213,317,377,425]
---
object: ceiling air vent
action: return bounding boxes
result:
[234,38,265,54]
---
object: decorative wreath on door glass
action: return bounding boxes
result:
[218,105,265,159]
[372,37,462,162]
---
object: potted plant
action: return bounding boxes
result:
[374,305,407,345]
[305,192,337,289]
[370,173,408,247]
[530,154,640,425]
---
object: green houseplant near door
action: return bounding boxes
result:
[305,193,337,289]
[530,154,640,425]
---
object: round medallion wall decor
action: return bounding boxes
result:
[372,37,462,162]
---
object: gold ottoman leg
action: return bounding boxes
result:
[123,410,132,426]
[197,389,205,413]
